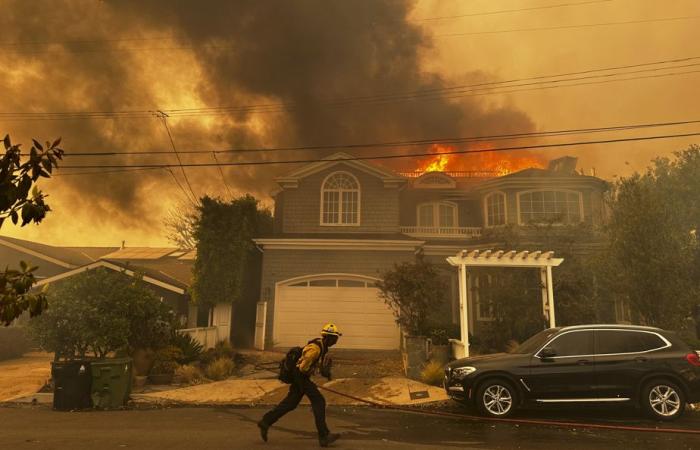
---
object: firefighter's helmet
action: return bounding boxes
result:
[321,323,342,337]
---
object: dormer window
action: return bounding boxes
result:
[484,192,507,227]
[417,202,457,228]
[320,171,360,226]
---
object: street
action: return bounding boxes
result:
[1,405,698,449]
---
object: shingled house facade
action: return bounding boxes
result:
[254,153,610,350]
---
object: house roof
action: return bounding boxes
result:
[274,152,407,188]
[0,236,100,267]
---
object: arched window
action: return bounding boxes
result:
[484,192,506,227]
[320,171,360,225]
[518,190,583,225]
[417,202,457,227]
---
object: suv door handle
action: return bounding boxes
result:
[577,359,591,365]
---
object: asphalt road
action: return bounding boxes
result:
[1,405,698,450]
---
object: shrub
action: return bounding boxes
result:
[0,327,32,361]
[150,346,183,375]
[171,332,204,364]
[200,340,236,366]
[175,364,205,385]
[29,268,175,359]
[205,357,235,381]
[420,360,445,386]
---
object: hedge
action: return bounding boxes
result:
[0,327,32,361]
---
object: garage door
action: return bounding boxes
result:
[275,275,400,350]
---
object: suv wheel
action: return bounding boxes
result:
[641,380,686,421]
[476,379,517,418]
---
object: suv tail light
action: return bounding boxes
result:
[686,351,700,367]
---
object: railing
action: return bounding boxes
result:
[178,326,218,350]
[399,171,498,178]
[400,226,482,238]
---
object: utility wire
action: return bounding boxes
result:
[157,112,198,204]
[55,130,700,170]
[212,151,233,198]
[55,119,700,157]
[415,0,613,21]
[438,14,700,37]
[1,56,699,121]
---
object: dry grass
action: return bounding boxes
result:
[205,357,235,381]
[420,360,445,386]
[175,364,205,385]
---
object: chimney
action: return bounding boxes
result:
[548,156,578,174]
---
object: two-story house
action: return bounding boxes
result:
[254,152,608,350]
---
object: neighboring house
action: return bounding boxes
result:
[254,152,611,350]
[0,237,230,349]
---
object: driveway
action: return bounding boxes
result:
[0,404,697,449]
[0,352,51,401]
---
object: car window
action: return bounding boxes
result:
[542,331,594,357]
[595,330,667,354]
[514,329,558,354]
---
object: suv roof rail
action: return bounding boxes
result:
[559,324,662,332]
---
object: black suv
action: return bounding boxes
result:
[444,325,700,420]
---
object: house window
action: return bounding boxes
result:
[518,190,583,225]
[320,172,360,226]
[615,297,632,324]
[475,275,495,321]
[417,202,457,228]
[484,192,506,227]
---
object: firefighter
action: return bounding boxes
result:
[258,323,342,447]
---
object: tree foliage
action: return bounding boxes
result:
[604,145,700,333]
[191,195,272,307]
[0,135,64,325]
[29,268,174,359]
[164,199,199,250]
[376,253,446,336]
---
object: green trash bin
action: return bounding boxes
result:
[90,357,133,409]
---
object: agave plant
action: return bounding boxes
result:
[170,331,204,365]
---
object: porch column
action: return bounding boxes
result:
[458,263,470,357]
[540,266,556,329]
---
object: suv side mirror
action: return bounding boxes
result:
[539,347,557,358]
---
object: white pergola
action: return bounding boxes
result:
[446,249,564,358]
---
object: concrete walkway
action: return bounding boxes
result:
[135,376,448,407]
[0,352,52,402]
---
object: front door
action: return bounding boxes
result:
[525,330,596,400]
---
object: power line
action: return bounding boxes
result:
[55,119,700,157]
[415,0,613,21]
[437,14,700,37]
[55,130,700,170]
[212,151,233,198]
[1,55,699,121]
[156,111,198,203]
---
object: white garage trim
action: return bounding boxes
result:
[273,273,399,350]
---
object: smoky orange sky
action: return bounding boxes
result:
[1,0,698,246]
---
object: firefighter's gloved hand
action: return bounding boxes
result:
[320,356,333,380]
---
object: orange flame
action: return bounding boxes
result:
[415,143,546,176]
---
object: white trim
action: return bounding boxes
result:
[483,191,508,228]
[34,260,186,294]
[536,398,631,403]
[320,171,361,227]
[253,238,424,251]
[0,238,75,269]
[516,189,584,226]
[278,273,381,287]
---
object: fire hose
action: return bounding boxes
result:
[255,362,700,436]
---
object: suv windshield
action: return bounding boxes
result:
[513,329,559,354]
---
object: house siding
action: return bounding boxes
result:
[259,248,414,347]
[281,163,401,234]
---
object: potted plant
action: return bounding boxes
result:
[376,253,447,380]
[148,346,182,385]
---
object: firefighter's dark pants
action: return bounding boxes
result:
[261,371,329,437]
